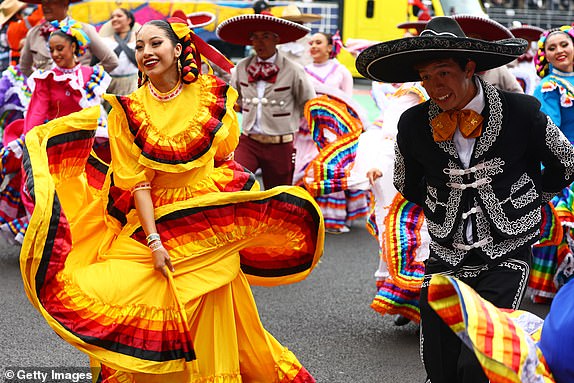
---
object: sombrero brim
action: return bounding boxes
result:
[356,36,527,83]
[187,11,216,29]
[510,26,545,42]
[452,15,514,41]
[396,21,427,33]
[281,14,322,23]
[216,14,310,45]
[0,2,26,25]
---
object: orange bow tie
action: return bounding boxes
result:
[430,109,484,142]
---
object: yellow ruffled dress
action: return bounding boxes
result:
[20,74,324,382]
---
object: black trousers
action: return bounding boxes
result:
[419,248,531,383]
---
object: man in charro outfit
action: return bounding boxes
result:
[217,14,316,189]
[356,16,574,383]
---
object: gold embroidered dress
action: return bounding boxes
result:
[20,73,324,382]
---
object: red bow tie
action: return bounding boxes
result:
[247,61,279,83]
[39,21,54,39]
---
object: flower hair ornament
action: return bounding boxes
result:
[535,25,574,78]
[329,30,343,59]
[167,16,234,84]
[167,17,201,84]
[49,19,90,57]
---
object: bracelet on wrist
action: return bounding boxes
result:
[146,233,161,245]
[131,182,152,194]
[149,240,164,252]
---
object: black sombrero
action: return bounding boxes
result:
[356,16,528,83]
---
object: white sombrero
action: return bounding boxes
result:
[0,0,26,26]
[280,4,321,23]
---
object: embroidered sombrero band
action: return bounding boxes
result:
[216,14,310,45]
[356,16,528,83]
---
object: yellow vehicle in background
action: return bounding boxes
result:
[338,0,486,76]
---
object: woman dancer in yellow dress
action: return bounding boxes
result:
[20,17,324,382]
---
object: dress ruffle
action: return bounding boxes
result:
[530,183,574,301]
[540,75,574,108]
[105,75,236,174]
[28,64,111,109]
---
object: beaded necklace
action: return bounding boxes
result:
[56,63,80,74]
[147,80,183,102]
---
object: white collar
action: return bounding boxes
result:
[257,52,278,64]
[462,76,485,114]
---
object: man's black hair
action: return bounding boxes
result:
[253,0,271,14]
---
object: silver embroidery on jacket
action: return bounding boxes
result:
[425,186,438,212]
[546,117,574,179]
[474,81,502,158]
[394,142,406,195]
[474,211,539,258]
[508,173,538,209]
[426,160,463,239]
[429,223,467,266]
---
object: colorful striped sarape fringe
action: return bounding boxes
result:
[366,207,377,237]
[370,194,426,321]
[381,193,425,291]
[428,275,554,383]
[530,244,563,300]
[303,94,364,197]
[552,183,574,227]
[304,94,363,150]
[371,278,421,323]
[21,106,325,375]
[529,184,574,300]
[537,203,562,247]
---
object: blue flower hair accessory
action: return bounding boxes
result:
[49,19,90,57]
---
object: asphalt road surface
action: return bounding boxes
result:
[0,221,551,383]
[0,222,424,382]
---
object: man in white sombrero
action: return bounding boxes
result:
[217,13,316,189]
[357,16,574,383]
[0,0,28,68]
[278,4,322,67]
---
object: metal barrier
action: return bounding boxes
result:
[296,2,340,34]
[486,7,574,29]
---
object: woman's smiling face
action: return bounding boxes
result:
[417,58,477,111]
[545,32,574,73]
[49,33,76,69]
[135,24,182,85]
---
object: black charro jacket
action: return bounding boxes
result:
[393,78,574,269]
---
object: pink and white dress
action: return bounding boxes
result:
[297,59,369,232]
[0,63,110,244]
